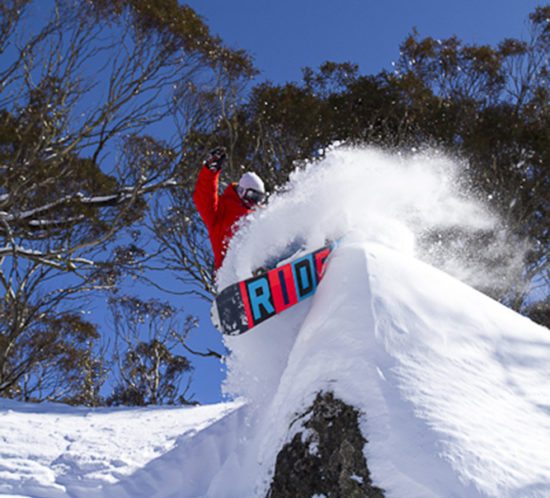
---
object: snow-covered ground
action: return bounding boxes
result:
[0,400,240,497]
[1,147,549,497]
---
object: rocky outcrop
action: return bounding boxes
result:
[267,392,385,498]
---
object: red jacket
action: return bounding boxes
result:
[193,166,252,270]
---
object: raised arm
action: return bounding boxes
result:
[193,147,227,228]
[193,165,220,228]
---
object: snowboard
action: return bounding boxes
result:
[211,241,337,335]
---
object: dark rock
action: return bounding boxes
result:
[267,391,385,498]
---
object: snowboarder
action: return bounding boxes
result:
[193,147,266,270]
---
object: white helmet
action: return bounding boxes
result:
[237,172,266,206]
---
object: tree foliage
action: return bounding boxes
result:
[0,308,105,405]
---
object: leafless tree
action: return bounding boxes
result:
[108,295,203,406]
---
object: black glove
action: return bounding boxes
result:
[203,146,227,172]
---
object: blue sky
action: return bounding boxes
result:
[185,0,543,84]
[183,0,545,404]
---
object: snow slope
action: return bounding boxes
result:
[0,400,240,497]
[1,147,549,497]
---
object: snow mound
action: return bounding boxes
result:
[220,237,550,497]
[214,147,550,497]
